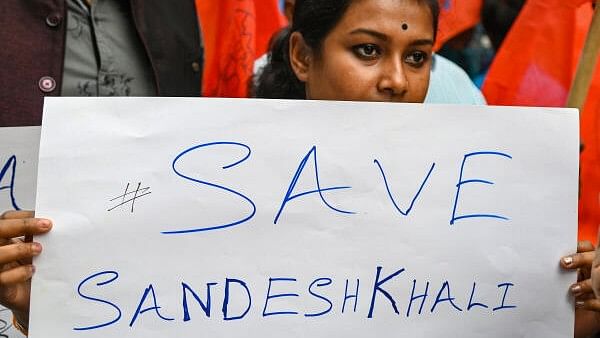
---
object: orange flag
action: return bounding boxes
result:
[579,64,600,243]
[482,0,593,106]
[196,0,287,97]
[482,0,599,242]
[434,0,482,51]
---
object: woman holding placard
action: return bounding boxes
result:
[0,0,597,336]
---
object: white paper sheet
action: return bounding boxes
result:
[0,126,40,338]
[31,97,578,337]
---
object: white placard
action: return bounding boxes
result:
[31,97,578,337]
[0,126,40,338]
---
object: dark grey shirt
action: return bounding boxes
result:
[62,0,156,96]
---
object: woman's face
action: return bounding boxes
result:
[291,0,434,103]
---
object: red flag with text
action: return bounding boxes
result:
[196,0,287,97]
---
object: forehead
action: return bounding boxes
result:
[335,0,434,39]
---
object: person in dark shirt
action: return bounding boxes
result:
[0,0,203,127]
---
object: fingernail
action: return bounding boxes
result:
[31,265,36,274]
[31,243,42,254]
[563,256,573,266]
[38,219,51,230]
[576,301,585,308]
[571,284,582,295]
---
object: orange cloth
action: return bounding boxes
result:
[434,0,482,51]
[196,0,287,97]
[482,0,593,106]
[482,0,599,243]
[579,63,600,243]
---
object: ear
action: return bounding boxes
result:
[289,31,312,83]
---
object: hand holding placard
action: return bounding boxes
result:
[0,126,42,338]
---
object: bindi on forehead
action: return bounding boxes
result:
[402,23,409,30]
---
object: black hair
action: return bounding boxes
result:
[254,0,440,99]
[481,0,525,51]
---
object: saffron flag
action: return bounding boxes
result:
[434,0,482,51]
[196,0,287,98]
[482,0,593,106]
[482,0,599,242]
[579,64,600,243]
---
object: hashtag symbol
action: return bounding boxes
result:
[108,182,152,213]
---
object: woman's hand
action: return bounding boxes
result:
[561,240,600,337]
[0,210,52,331]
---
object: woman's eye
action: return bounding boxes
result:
[353,44,381,59]
[405,51,428,67]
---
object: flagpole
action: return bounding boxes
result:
[567,2,600,113]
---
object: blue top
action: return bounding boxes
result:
[425,54,487,105]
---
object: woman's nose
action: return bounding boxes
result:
[377,58,408,98]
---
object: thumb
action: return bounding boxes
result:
[591,225,600,297]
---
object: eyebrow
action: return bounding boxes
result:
[350,28,389,41]
[349,28,434,46]
[409,39,434,46]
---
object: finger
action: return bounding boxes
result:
[0,218,51,239]
[15,236,33,266]
[561,251,595,269]
[578,269,586,281]
[0,242,42,266]
[578,240,595,253]
[0,211,34,220]
[595,225,600,267]
[575,298,600,312]
[571,279,593,297]
[0,265,34,286]
[590,263,600,297]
